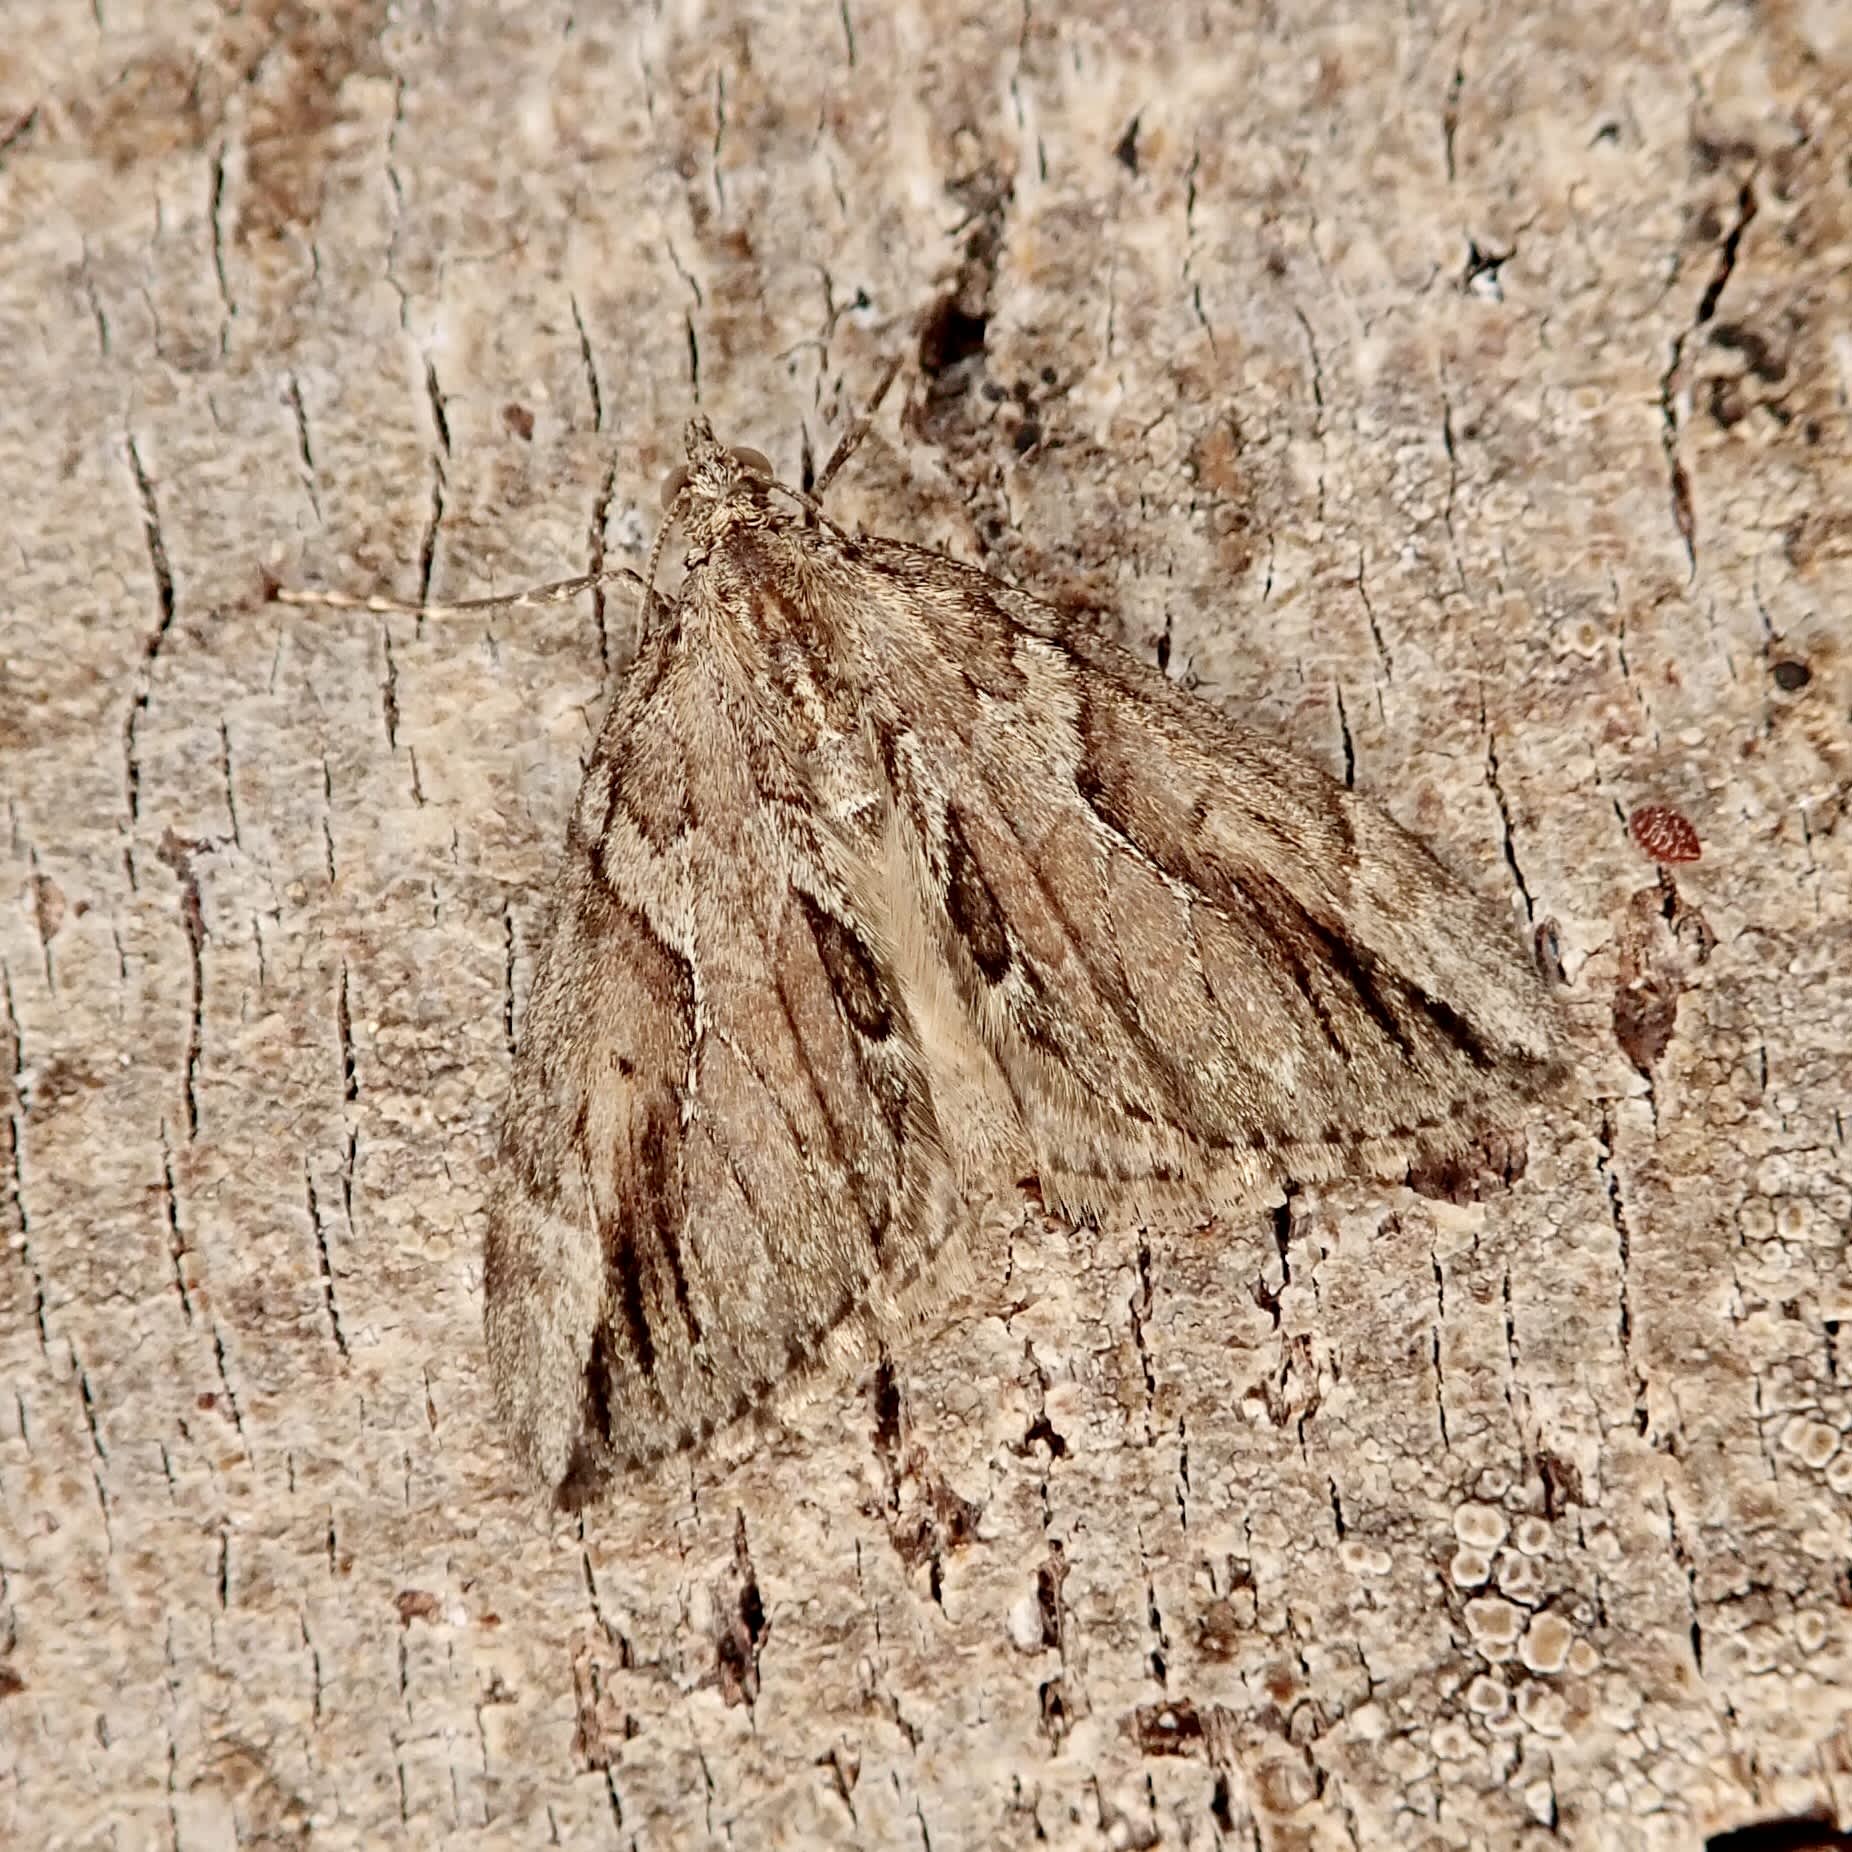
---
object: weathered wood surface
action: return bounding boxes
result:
[3,3,1848,1847]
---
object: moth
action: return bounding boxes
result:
[396,399,1574,1510]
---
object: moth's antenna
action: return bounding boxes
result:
[273,567,646,620]
[763,481,855,543]
[812,357,904,498]
[278,366,903,623]
[643,478,699,606]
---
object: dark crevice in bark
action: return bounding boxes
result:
[124,435,178,824]
[305,1168,349,1358]
[154,833,205,1141]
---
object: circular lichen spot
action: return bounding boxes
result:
[1567,1639,1602,1677]
[1795,1610,1829,1655]
[1449,1546,1492,1589]
[1496,1550,1546,1603]
[1340,1540,1392,1577]
[1453,1502,1509,1551]
[1521,1612,1575,1675]
[1516,1683,1567,1736]
[1775,1198,1812,1241]
[1430,1718,1473,1761]
[1779,1415,1840,1470]
[1465,1595,1523,1649]
[1513,1517,1553,1556]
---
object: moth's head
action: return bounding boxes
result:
[661,417,776,546]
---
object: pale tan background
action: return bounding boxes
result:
[3,2,1849,1848]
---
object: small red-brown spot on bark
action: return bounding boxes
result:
[1628,805,1701,865]
[396,1589,442,1626]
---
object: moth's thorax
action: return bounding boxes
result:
[697,520,861,684]
[653,514,879,851]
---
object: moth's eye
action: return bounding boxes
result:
[659,464,690,510]
[730,446,773,479]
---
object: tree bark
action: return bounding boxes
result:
[4,3,1848,1847]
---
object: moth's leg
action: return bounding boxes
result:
[272,567,645,620]
[813,356,904,498]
